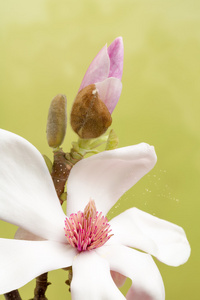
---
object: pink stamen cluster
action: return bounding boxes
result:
[64,202,113,252]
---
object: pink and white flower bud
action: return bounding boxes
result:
[78,37,124,114]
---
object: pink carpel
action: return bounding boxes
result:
[64,200,113,252]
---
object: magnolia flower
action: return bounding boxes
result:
[0,129,190,299]
[70,37,123,138]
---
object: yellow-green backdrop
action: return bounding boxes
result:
[0,0,199,299]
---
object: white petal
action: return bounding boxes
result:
[110,271,127,287]
[67,143,157,216]
[96,245,165,300]
[71,251,125,300]
[126,285,159,300]
[95,77,122,114]
[0,129,66,242]
[110,208,191,266]
[0,238,76,294]
[14,227,44,241]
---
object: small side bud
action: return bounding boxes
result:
[105,129,119,150]
[46,94,67,148]
[43,155,53,173]
[70,84,112,139]
[60,192,67,202]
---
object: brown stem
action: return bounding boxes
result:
[31,149,82,299]
[4,290,22,300]
[51,149,73,204]
[65,267,73,292]
[31,273,51,300]
[51,148,83,203]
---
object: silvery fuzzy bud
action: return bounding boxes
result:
[46,94,67,148]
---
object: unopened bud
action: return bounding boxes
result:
[70,84,112,139]
[46,94,67,148]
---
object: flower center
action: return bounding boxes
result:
[64,199,113,252]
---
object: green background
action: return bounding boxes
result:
[0,0,199,299]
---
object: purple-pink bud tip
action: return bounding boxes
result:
[78,37,124,114]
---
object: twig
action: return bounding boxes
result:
[31,273,51,300]
[4,290,22,300]
[51,149,73,204]
[65,267,73,292]
[32,149,82,299]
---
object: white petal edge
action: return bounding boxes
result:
[96,245,165,300]
[66,143,157,216]
[109,208,191,266]
[71,250,125,300]
[14,227,44,241]
[126,285,159,300]
[0,129,66,242]
[110,271,127,288]
[0,238,76,294]
[95,77,122,114]
[78,45,110,91]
